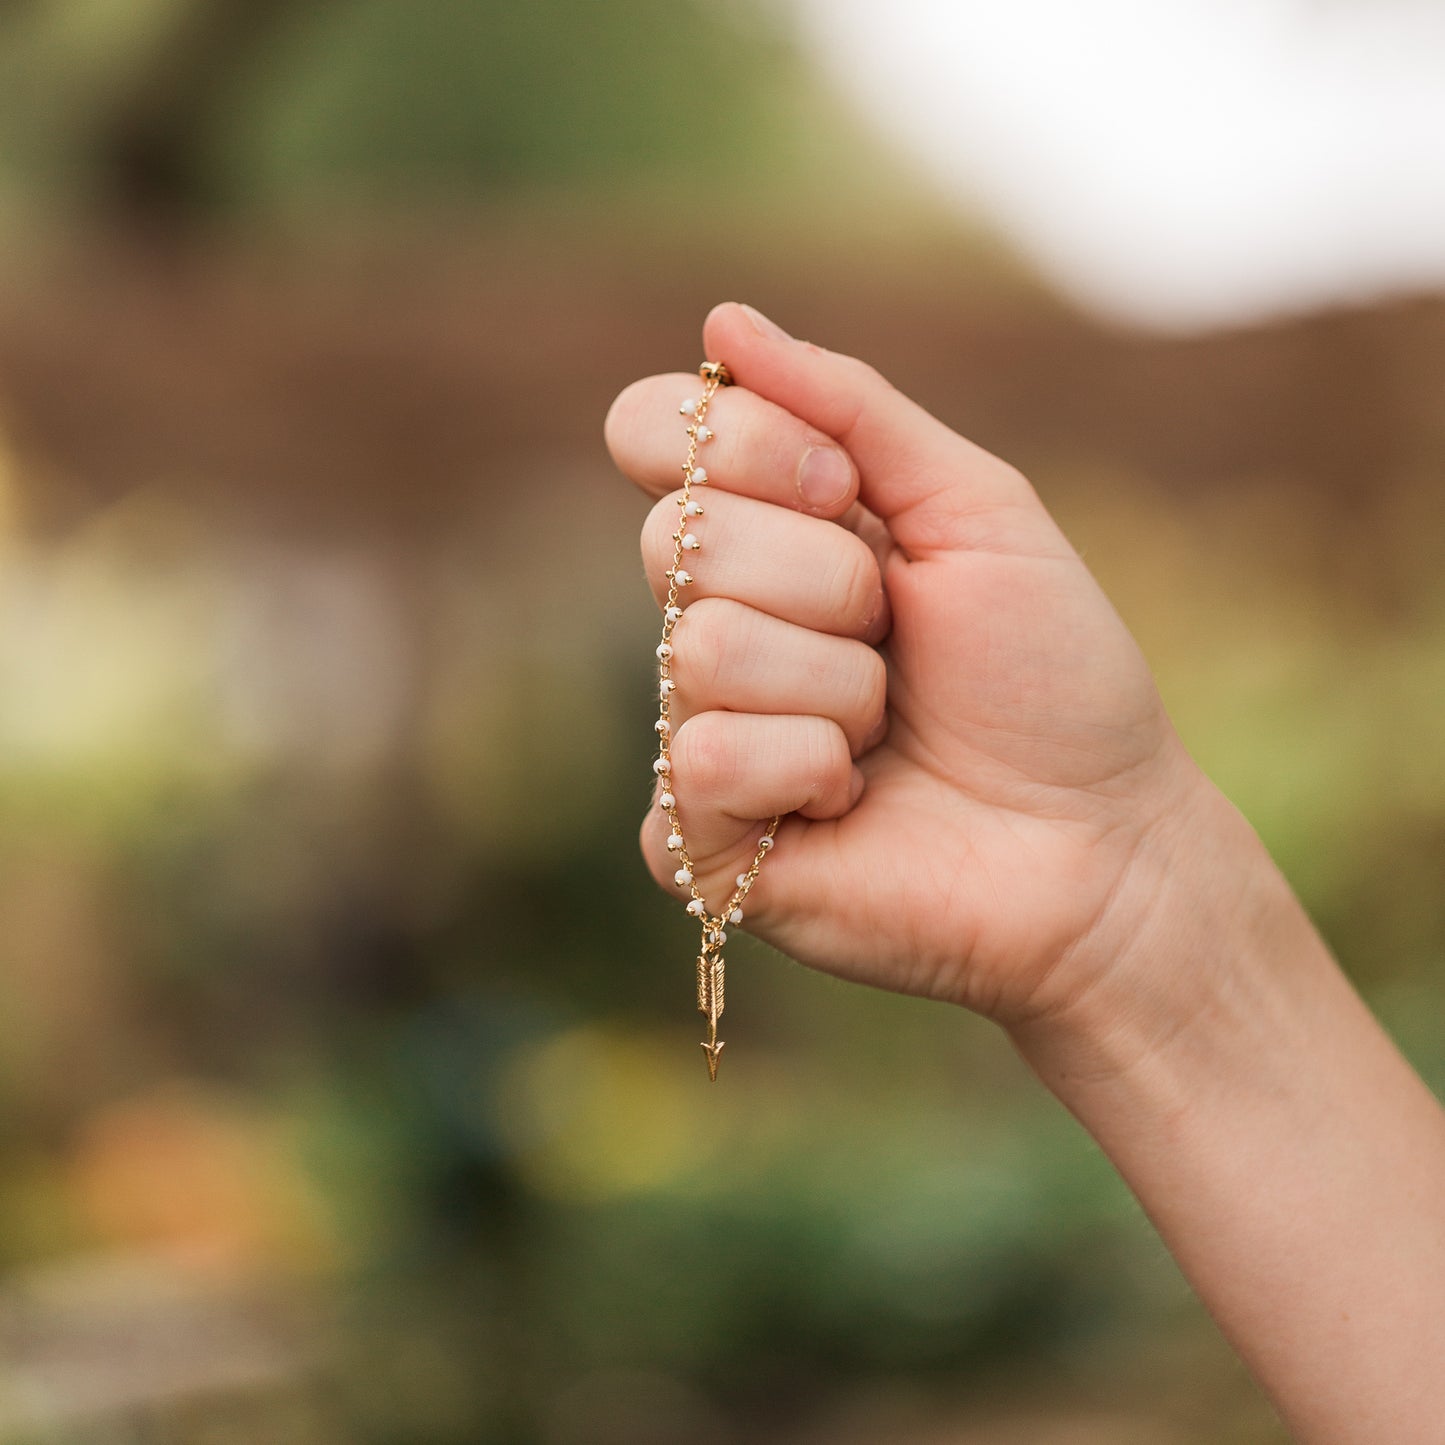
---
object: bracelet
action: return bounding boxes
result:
[654,361,779,1081]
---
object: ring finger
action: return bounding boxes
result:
[663,597,887,756]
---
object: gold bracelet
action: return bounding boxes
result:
[654,360,779,1081]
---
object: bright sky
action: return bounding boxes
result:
[789,0,1445,330]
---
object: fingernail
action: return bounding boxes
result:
[797,445,852,509]
[740,303,792,341]
[848,766,866,806]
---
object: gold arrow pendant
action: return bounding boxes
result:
[697,950,725,1082]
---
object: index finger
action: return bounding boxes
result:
[604,371,860,520]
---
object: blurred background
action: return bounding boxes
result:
[0,1,1441,1440]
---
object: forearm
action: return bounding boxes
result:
[1010,773,1445,1444]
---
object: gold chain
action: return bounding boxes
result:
[653,361,780,1081]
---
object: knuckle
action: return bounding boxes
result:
[843,353,886,391]
[604,377,651,466]
[670,595,723,653]
[802,718,851,798]
[669,598,733,698]
[827,532,883,629]
[830,351,894,405]
[818,716,853,774]
[672,714,738,801]
[862,708,890,751]
[855,643,888,725]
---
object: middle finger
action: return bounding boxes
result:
[642,488,888,642]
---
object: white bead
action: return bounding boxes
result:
[692,467,708,485]
[712,929,728,946]
[675,570,692,586]
[729,909,743,925]
[665,606,683,623]
[686,898,705,917]
[656,643,672,660]
[695,425,713,443]
[659,792,675,810]
[667,832,684,851]
[736,874,749,888]
[679,398,698,416]
[674,868,693,887]
[655,718,669,734]
[682,534,700,550]
[684,501,702,517]
[653,757,671,775]
[659,679,675,697]
[758,835,773,850]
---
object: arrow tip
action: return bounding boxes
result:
[701,1039,724,1081]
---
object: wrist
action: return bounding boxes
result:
[1005,751,1312,1098]
[1002,758,1445,1444]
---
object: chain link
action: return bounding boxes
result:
[654,361,781,1079]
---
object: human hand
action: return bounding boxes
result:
[606,302,1207,1033]
[612,306,1445,1444]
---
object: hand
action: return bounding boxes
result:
[611,306,1445,1445]
[606,303,1203,1028]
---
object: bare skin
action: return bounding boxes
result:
[606,302,1445,1443]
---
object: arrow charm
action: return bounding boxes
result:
[696,949,725,1082]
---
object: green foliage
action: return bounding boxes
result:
[211,0,806,204]
[0,0,886,217]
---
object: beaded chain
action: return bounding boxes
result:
[653,360,779,1081]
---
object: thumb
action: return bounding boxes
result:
[701,301,1047,556]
